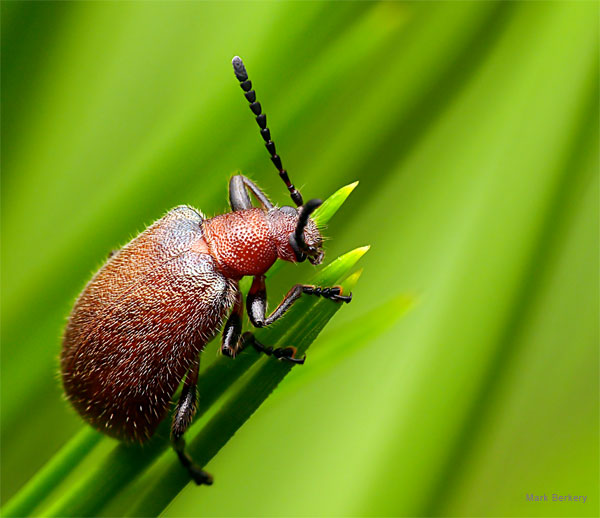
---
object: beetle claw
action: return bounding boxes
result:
[274,346,305,365]
[332,292,352,303]
[281,354,306,365]
[189,467,213,486]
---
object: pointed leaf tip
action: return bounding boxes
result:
[344,180,359,191]
[334,245,370,264]
[313,180,359,226]
[343,268,364,292]
[316,245,370,285]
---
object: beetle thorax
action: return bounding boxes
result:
[203,208,279,279]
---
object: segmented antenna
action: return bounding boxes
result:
[295,198,322,250]
[232,56,304,207]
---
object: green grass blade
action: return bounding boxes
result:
[41,247,366,518]
[125,252,367,517]
[11,185,359,517]
[312,181,359,226]
[271,291,414,399]
[5,351,261,518]
[1,429,101,518]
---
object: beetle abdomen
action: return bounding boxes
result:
[61,206,237,442]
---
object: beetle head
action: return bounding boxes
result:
[271,201,324,265]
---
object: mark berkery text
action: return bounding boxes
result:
[526,494,586,503]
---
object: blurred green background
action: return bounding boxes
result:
[1,1,598,516]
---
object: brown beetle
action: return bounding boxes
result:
[61,56,352,485]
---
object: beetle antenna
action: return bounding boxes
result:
[232,56,304,207]
[295,199,322,249]
[289,198,322,262]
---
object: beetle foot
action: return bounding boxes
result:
[274,346,306,365]
[327,286,352,303]
[189,466,213,486]
[331,292,352,303]
[244,333,306,365]
[304,285,352,303]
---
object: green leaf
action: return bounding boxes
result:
[0,429,102,518]
[42,248,367,518]
[2,183,362,518]
[313,181,359,226]
[271,290,414,398]
[4,2,597,517]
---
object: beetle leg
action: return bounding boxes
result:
[221,290,243,358]
[247,275,352,329]
[239,275,352,364]
[173,436,213,486]
[241,332,305,365]
[171,357,213,486]
[229,175,274,211]
[171,358,199,440]
[220,284,303,363]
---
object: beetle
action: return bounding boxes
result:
[61,56,352,485]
